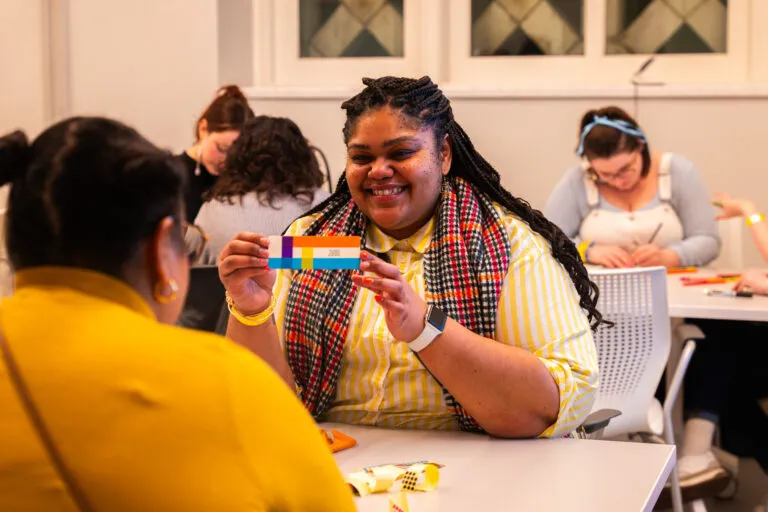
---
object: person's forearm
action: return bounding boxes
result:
[418,319,559,438]
[660,248,681,268]
[668,236,720,267]
[748,222,768,263]
[226,316,296,389]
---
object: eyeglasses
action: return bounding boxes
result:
[591,152,641,183]
[183,222,209,265]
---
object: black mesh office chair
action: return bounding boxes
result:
[178,266,228,335]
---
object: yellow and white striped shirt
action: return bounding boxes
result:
[273,204,598,437]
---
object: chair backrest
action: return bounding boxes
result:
[178,265,226,334]
[709,218,743,269]
[588,266,670,437]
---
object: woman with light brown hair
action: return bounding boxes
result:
[178,85,255,222]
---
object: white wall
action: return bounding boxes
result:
[0,0,48,137]
[218,0,253,86]
[66,0,220,152]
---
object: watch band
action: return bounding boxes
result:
[408,321,441,352]
[407,304,446,353]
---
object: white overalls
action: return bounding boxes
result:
[579,153,684,252]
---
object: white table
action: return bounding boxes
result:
[666,270,768,322]
[329,423,676,512]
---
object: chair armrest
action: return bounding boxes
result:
[673,323,705,343]
[579,408,622,435]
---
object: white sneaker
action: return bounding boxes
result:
[678,451,732,497]
[656,451,733,509]
[679,451,727,480]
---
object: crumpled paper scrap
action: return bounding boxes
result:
[346,462,441,497]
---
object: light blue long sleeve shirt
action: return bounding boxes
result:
[544,154,721,267]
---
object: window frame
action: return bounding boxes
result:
[448,0,750,87]
[260,0,433,87]
[248,0,768,98]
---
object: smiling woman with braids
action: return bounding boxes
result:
[219,76,602,438]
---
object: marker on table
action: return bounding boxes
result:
[667,266,698,274]
[704,289,754,298]
[681,276,740,286]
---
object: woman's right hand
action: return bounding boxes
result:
[587,244,634,268]
[218,232,276,316]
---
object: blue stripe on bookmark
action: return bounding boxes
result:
[267,257,360,270]
[312,258,360,270]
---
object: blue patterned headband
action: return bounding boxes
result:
[576,115,647,156]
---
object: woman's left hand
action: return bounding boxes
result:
[632,244,679,268]
[734,269,768,295]
[351,251,428,342]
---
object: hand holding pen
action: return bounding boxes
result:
[631,223,677,267]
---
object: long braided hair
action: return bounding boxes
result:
[304,76,605,329]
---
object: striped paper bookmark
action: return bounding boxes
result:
[267,236,361,270]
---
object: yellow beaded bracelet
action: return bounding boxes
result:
[746,213,766,227]
[225,292,276,327]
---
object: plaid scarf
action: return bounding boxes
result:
[283,175,511,432]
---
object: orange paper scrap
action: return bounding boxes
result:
[320,429,357,453]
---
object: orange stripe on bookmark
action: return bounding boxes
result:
[291,236,361,247]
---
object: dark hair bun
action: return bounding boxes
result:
[216,84,248,104]
[0,130,31,186]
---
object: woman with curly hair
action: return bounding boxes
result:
[191,115,330,266]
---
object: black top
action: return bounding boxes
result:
[177,151,217,222]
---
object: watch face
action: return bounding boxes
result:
[427,305,447,331]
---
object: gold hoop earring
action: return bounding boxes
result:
[153,279,179,304]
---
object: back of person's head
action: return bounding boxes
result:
[208,116,324,207]
[195,85,254,140]
[0,117,191,322]
[307,76,605,329]
[577,106,651,176]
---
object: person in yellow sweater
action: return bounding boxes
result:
[0,118,354,511]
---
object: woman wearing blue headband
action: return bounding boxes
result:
[546,106,731,504]
[545,106,720,270]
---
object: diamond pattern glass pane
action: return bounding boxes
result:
[300,0,404,58]
[471,0,584,56]
[606,0,727,54]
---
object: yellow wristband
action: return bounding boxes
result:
[746,213,765,227]
[577,240,593,263]
[225,293,276,327]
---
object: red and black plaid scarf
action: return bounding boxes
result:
[283,175,511,432]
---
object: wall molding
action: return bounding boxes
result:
[245,83,768,101]
[43,0,71,122]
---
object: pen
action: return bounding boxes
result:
[648,222,663,244]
